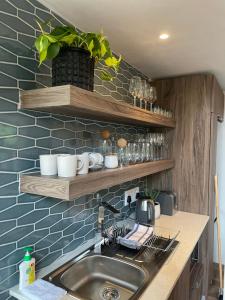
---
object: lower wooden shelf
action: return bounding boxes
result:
[20,160,174,201]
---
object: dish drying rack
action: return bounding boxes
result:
[103,222,180,253]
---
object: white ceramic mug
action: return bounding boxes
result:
[83,152,104,170]
[104,154,118,169]
[57,154,84,177]
[40,154,58,176]
[77,153,94,175]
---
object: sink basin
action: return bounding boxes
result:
[56,255,147,300]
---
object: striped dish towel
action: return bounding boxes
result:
[117,223,153,249]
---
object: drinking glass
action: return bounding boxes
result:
[137,80,145,109]
[143,82,150,110]
[129,76,142,106]
[148,86,156,111]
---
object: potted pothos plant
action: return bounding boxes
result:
[34,21,122,91]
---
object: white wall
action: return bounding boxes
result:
[214,105,225,264]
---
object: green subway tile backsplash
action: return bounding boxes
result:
[0,0,148,298]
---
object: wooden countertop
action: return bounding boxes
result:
[139,211,209,300]
[10,211,208,300]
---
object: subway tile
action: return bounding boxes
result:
[35,232,62,250]
[18,209,49,226]
[63,237,84,254]
[50,235,73,252]
[0,22,17,39]
[18,57,38,73]
[35,197,59,209]
[0,98,17,111]
[36,137,63,149]
[0,247,23,268]
[0,12,34,36]
[37,117,64,129]
[35,214,62,230]
[17,228,49,248]
[0,182,18,197]
[50,201,75,214]
[63,221,84,236]
[0,204,33,221]
[0,63,35,81]
[0,37,33,58]
[0,123,17,137]
[0,88,19,103]
[51,147,75,155]
[37,250,62,270]
[18,10,38,30]
[18,33,35,49]
[19,126,50,138]
[0,47,17,63]
[0,224,33,245]
[0,243,16,260]
[0,220,16,236]
[85,213,97,225]
[0,159,34,172]
[34,248,49,264]
[74,209,92,222]
[0,136,34,149]
[85,228,95,240]
[50,218,73,233]
[18,81,38,91]
[0,265,16,284]
[0,72,17,87]
[63,205,84,219]
[52,114,74,121]
[0,291,9,300]
[52,129,75,140]
[8,0,35,13]
[74,224,93,239]
[18,193,44,204]
[0,112,34,126]
[0,271,19,291]
[28,0,50,11]
[36,74,51,87]
[0,197,16,211]
[64,139,84,148]
[65,121,85,131]
[1,0,17,14]
[0,149,16,162]
[18,147,49,160]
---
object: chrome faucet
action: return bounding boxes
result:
[94,194,120,254]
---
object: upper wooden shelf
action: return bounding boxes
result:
[20,160,174,201]
[20,85,176,128]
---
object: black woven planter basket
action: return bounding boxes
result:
[52,47,95,91]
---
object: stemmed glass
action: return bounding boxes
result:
[143,82,150,110]
[148,86,157,112]
[137,80,146,109]
[129,76,142,106]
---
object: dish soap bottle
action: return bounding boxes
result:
[19,247,35,290]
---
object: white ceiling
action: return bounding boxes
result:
[40,0,225,89]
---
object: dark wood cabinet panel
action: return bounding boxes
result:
[168,258,190,300]
[149,73,224,297]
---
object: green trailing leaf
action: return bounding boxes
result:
[100,70,114,81]
[34,20,122,82]
[47,43,60,59]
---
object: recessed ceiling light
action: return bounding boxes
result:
[159,33,170,40]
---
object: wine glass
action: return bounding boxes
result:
[148,86,157,112]
[129,76,141,106]
[143,82,150,110]
[137,80,146,109]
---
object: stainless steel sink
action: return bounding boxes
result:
[49,255,147,300]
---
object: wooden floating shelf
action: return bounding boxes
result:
[20,85,176,128]
[20,160,174,201]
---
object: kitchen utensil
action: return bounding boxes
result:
[214,175,224,300]
[77,153,94,175]
[57,154,84,177]
[39,154,58,176]
[136,195,155,226]
[104,154,118,169]
[157,191,177,216]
